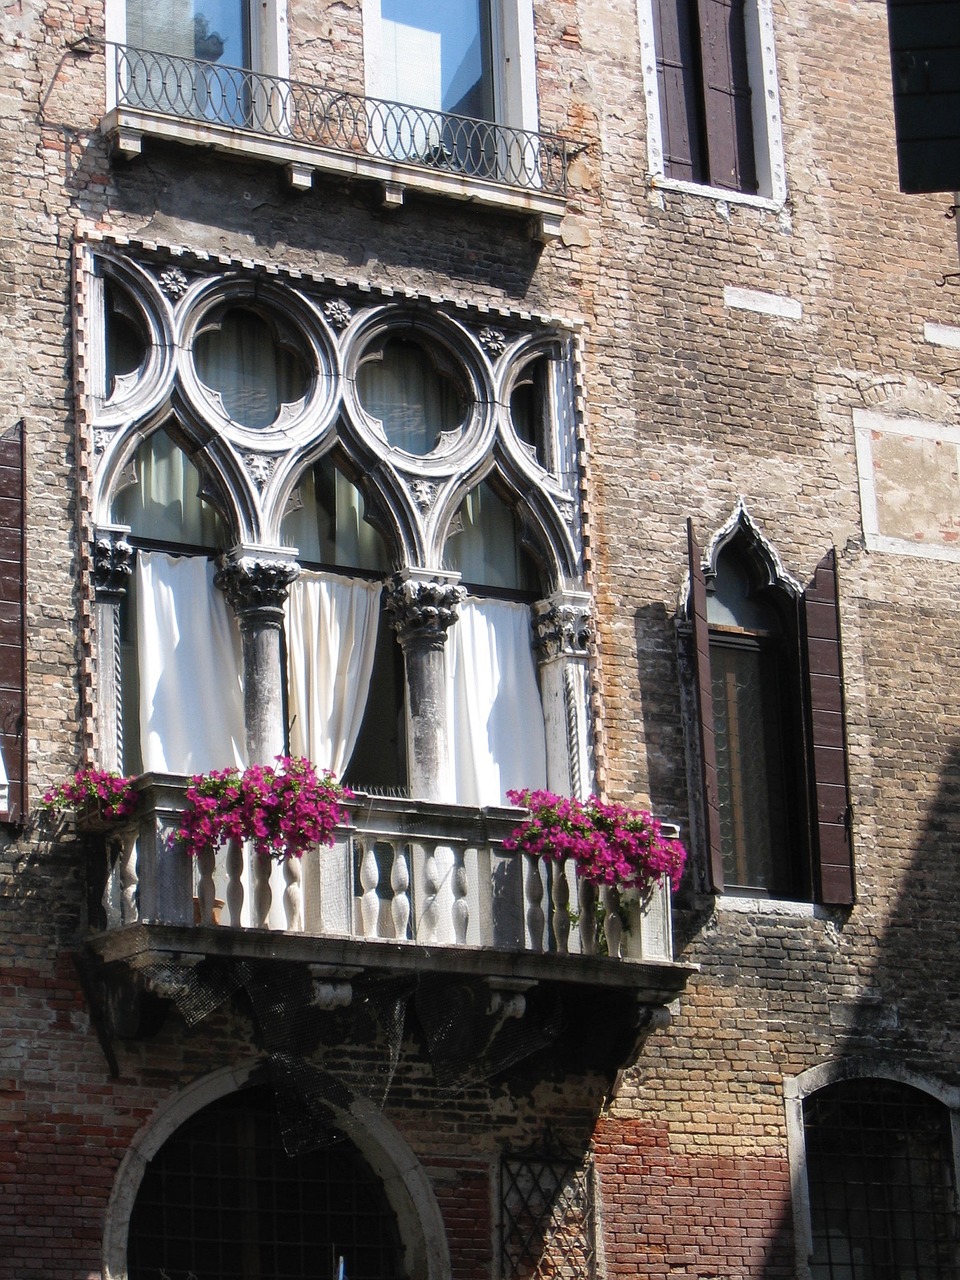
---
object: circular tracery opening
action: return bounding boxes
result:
[356,335,467,455]
[126,1084,404,1280]
[193,306,311,430]
[104,280,148,400]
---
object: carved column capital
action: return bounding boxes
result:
[533,594,592,660]
[385,572,465,652]
[92,530,134,601]
[214,552,300,630]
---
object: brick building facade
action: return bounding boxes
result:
[2,1,959,1277]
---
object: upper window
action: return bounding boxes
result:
[685,511,854,904]
[364,0,540,134]
[803,1078,958,1279]
[356,336,466,456]
[638,0,786,202]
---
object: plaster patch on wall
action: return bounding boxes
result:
[854,409,960,561]
[723,286,802,319]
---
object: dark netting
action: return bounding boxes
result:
[162,958,245,1026]
[415,974,563,1093]
[268,1053,354,1154]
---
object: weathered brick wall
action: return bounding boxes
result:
[2,0,960,1277]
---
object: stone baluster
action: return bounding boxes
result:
[452,849,469,945]
[390,846,411,940]
[578,879,598,956]
[525,856,545,951]
[117,828,139,926]
[225,838,244,926]
[385,570,463,801]
[421,843,442,943]
[533,592,593,800]
[602,884,623,959]
[359,843,381,937]
[283,855,304,933]
[92,529,134,774]
[196,845,217,925]
[253,854,272,929]
[552,862,571,955]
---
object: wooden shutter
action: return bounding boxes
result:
[695,0,758,193]
[653,0,706,182]
[0,420,25,822]
[803,549,854,906]
[687,519,723,892]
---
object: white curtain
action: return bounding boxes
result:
[194,311,303,430]
[285,572,382,776]
[282,465,386,572]
[113,430,223,547]
[136,552,246,773]
[357,342,458,454]
[446,596,547,806]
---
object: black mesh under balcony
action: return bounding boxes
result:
[105,43,577,201]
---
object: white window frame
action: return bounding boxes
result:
[104,0,290,111]
[361,0,540,135]
[635,0,786,208]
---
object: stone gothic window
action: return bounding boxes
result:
[85,247,590,812]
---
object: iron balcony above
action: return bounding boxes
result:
[100,43,579,241]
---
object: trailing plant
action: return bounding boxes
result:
[504,789,687,899]
[176,756,353,863]
[39,767,139,822]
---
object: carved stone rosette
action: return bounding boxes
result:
[533,599,592,660]
[385,574,465,652]
[215,556,300,630]
[92,533,134,601]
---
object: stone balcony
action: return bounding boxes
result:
[98,43,579,243]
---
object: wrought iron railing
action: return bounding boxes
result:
[91,776,675,963]
[107,43,575,197]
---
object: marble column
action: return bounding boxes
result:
[533,590,593,799]
[214,548,299,765]
[385,569,464,802]
[92,527,135,773]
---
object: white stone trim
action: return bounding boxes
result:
[723,286,801,320]
[923,320,960,349]
[635,0,787,206]
[103,1059,452,1280]
[783,1059,960,1280]
[853,408,960,563]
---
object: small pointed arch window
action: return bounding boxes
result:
[706,545,803,897]
[193,305,311,430]
[509,353,557,473]
[686,515,854,904]
[443,478,539,594]
[104,279,149,402]
[356,335,467,456]
[110,429,244,778]
[281,453,390,574]
[281,455,404,795]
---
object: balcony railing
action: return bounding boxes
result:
[92,775,676,966]
[102,43,577,221]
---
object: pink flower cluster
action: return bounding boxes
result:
[40,767,139,821]
[504,789,687,896]
[177,756,353,863]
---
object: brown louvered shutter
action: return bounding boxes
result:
[0,420,25,822]
[653,0,706,182]
[687,519,723,892]
[695,0,758,193]
[803,549,854,906]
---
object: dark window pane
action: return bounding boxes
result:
[804,1080,959,1280]
[128,1085,403,1280]
[710,640,791,893]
